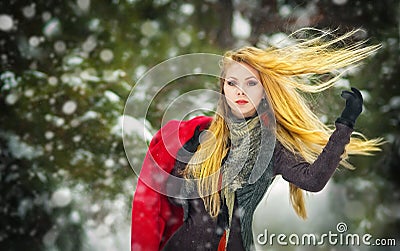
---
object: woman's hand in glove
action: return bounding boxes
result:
[335,87,363,128]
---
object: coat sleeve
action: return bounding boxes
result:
[130,116,212,251]
[130,121,177,251]
[273,122,353,192]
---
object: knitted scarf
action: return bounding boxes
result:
[221,111,275,251]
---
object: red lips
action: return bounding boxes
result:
[235,99,248,105]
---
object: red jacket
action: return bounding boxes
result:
[131,116,212,251]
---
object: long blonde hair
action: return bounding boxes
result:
[186,29,384,219]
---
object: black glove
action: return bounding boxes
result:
[335,87,363,128]
[182,125,202,153]
[174,125,202,169]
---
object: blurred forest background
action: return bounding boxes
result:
[0,0,399,250]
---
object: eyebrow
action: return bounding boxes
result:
[246,76,258,80]
[225,76,258,80]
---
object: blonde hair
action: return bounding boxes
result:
[186,29,384,219]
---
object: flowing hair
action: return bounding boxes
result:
[185,29,384,219]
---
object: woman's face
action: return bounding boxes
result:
[223,61,265,118]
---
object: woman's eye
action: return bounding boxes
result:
[226,80,236,86]
[248,81,258,86]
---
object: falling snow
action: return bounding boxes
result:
[24,89,34,97]
[140,20,159,37]
[51,188,72,207]
[48,76,58,86]
[73,135,82,142]
[43,18,61,37]
[42,229,58,246]
[232,11,251,39]
[65,55,84,66]
[105,158,115,168]
[70,211,81,223]
[100,49,114,63]
[180,4,194,15]
[62,100,78,115]
[28,36,41,47]
[82,36,97,52]
[0,14,14,31]
[54,40,67,53]
[45,131,55,140]
[177,31,192,47]
[332,0,348,5]
[77,0,91,12]
[5,93,19,105]
[22,4,36,19]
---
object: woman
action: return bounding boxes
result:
[130,30,383,251]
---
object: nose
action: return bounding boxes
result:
[235,86,245,96]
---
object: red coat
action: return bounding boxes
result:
[130,116,212,251]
